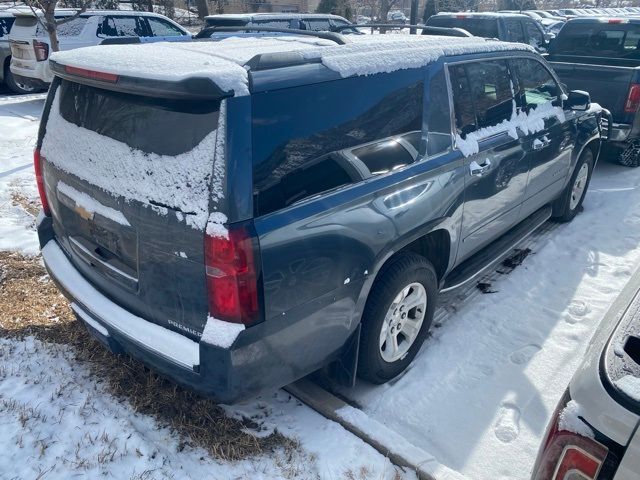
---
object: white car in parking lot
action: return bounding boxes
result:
[532,271,640,480]
[9,9,189,89]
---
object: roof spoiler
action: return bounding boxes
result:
[194,25,349,44]
[49,59,234,100]
[334,23,473,37]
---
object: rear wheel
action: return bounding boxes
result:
[4,65,39,95]
[552,148,594,223]
[619,140,640,167]
[357,253,437,384]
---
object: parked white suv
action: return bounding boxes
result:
[9,9,189,89]
[531,269,640,480]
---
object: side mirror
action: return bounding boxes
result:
[566,90,591,111]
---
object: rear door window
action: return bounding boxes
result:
[0,17,15,37]
[97,16,148,38]
[146,17,184,36]
[425,69,453,157]
[504,19,525,42]
[449,59,516,138]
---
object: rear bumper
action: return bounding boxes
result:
[10,60,52,86]
[38,217,342,403]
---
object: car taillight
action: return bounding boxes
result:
[205,225,259,326]
[625,84,640,113]
[33,40,49,62]
[532,392,609,480]
[33,149,50,217]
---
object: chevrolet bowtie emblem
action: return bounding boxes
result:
[74,204,94,221]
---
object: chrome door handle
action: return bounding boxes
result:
[533,137,552,150]
[469,159,491,177]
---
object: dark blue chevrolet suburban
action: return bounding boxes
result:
[35,34,605,402]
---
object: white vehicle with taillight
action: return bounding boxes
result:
[9,9,189,90]
[532,269,640,480]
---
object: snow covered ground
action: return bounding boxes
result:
[2,89,640,480]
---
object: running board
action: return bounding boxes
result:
[441,206,552,292]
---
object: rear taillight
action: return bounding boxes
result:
[532,392,609,480]
[625,84,640,113]
[205,225,259,326]
[33,149,50,217]
[33,40,49,62]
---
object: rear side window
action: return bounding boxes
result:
[449,60,515,138]
[425,69,453,157]
[524,19,544,49]
[504,19,525,42]
[147,18,184,36]
[0,17,15,37]
[305,18,332,31]
[427,17,499,38]
[252,70,424,216]
[58,80,221,156]
[252,19,292,28]
[97,16,147,38]
[36,17,88,37]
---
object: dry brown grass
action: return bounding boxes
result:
[10,191,40,217]
[0,251,297,462]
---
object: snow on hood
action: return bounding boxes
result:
[50,35,535,96]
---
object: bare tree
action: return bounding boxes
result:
[23,0,92,52]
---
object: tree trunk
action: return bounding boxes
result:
[43,7,59,52]
[196,0,209,18]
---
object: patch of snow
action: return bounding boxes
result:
[211,99,226,206]
[456,102,565,157]
[175,251,188,258]
[306,35,534,78]
[615,375,640,402]
[206,212,228,238]
[558,400,594,438]
[51,35,533,94]
[41,91,221,231]
[57,181,130,226]
[344,277,351,285]
[201,316,244,349]
[42,241,200,369]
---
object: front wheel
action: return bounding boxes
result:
[357,253,437,384]
[552,148,594,223]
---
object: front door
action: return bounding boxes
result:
[448,59,530,262]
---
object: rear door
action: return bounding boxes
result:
[510,57,576,216]
[40,79,224,339]
[448,58,530,261]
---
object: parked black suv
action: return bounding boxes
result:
[426,12,550,52]
[547,17,640,166]
[36,34,604,402]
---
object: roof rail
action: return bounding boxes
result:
[194,26,350,44]
[334,23,472,37]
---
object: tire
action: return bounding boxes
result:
[552,148,594,223]
[357,253,437,384]
[4,64,38,95]
[619,140,640,167]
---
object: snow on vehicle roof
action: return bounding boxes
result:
[205,13,348,20]
[51,34,535,96]
[435,11,529,18]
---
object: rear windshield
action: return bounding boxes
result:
[555,23,640,58]
[0,17,15,37]
[13,16,38,28]
[58,80,221,156]
[426,16,499,38]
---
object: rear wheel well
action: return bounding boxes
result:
[396,229,450,282]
